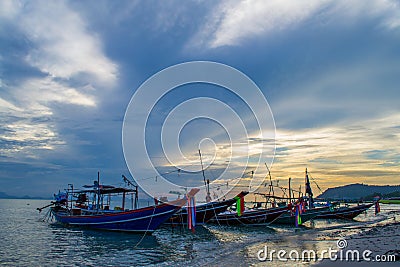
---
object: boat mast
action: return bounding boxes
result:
[122,174,139,209]
[67,183,73,210]
[305,168,314,208]
[288,178,292,204]
[265,163,275,207]
[122,191,126,210]
[298,185,302,199]
[198,149,211,202]
[97,171,100,212]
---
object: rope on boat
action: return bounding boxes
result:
[41,209,48,222]
[38,205,56,224]
[210,202,220,226]
[134,204,157,248]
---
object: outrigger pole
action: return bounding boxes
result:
[37,202,55,212]
[253,193,294,200]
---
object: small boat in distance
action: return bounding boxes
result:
[167,191,249,226]
[315,203,374,220]
[38,173,199,233]
[380,197,400,204]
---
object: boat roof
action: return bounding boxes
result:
[75,187,136,195]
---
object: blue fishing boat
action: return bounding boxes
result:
[50,199,191,233]
[39,173,199,233]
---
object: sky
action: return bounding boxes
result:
[0,0,399,198]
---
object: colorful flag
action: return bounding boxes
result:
[295,203,302,227]
[187,195,196,232]
[373,196,380,215]
[375,201,380,215]
[235,196,245,216]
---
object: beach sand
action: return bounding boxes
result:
[315,221,400,266]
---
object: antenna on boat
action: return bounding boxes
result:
[198,149,211,202]
[265,163,275,204]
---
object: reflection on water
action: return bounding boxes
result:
[47,225,162,265]
[50,224,159,249]
[0,199,398,266]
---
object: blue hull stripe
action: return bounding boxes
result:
[64,210,175,225]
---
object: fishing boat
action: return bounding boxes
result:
[250,170,329,226]
[271,169,330,225]
[241,167,319,226]
[208,206,288,226]
[315,203,374,220]
[38,173,199,233]
[301,168,374,220]
[167,191,249,226]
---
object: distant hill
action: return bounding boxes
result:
[0,192,12,198]
[0,191,50,200]
[317,183,400,200]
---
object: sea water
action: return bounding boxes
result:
[0,199,398,266]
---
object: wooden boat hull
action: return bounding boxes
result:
[315,203,373,220]
[208,206,288,226]
[167,200,236,226]
[273,206,330,225]
[167,191,249,226]
[51,200,185,233]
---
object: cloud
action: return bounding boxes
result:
[191,0,400,48]
[0,0,118,164]
[16,76,96,108]
[0,97,22,112]
[0,122,64,156]
[269,49,400,129]
[0,0,21,19]
[1,0,117,84]
[328,0,400,29]
[267,113,400,189]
